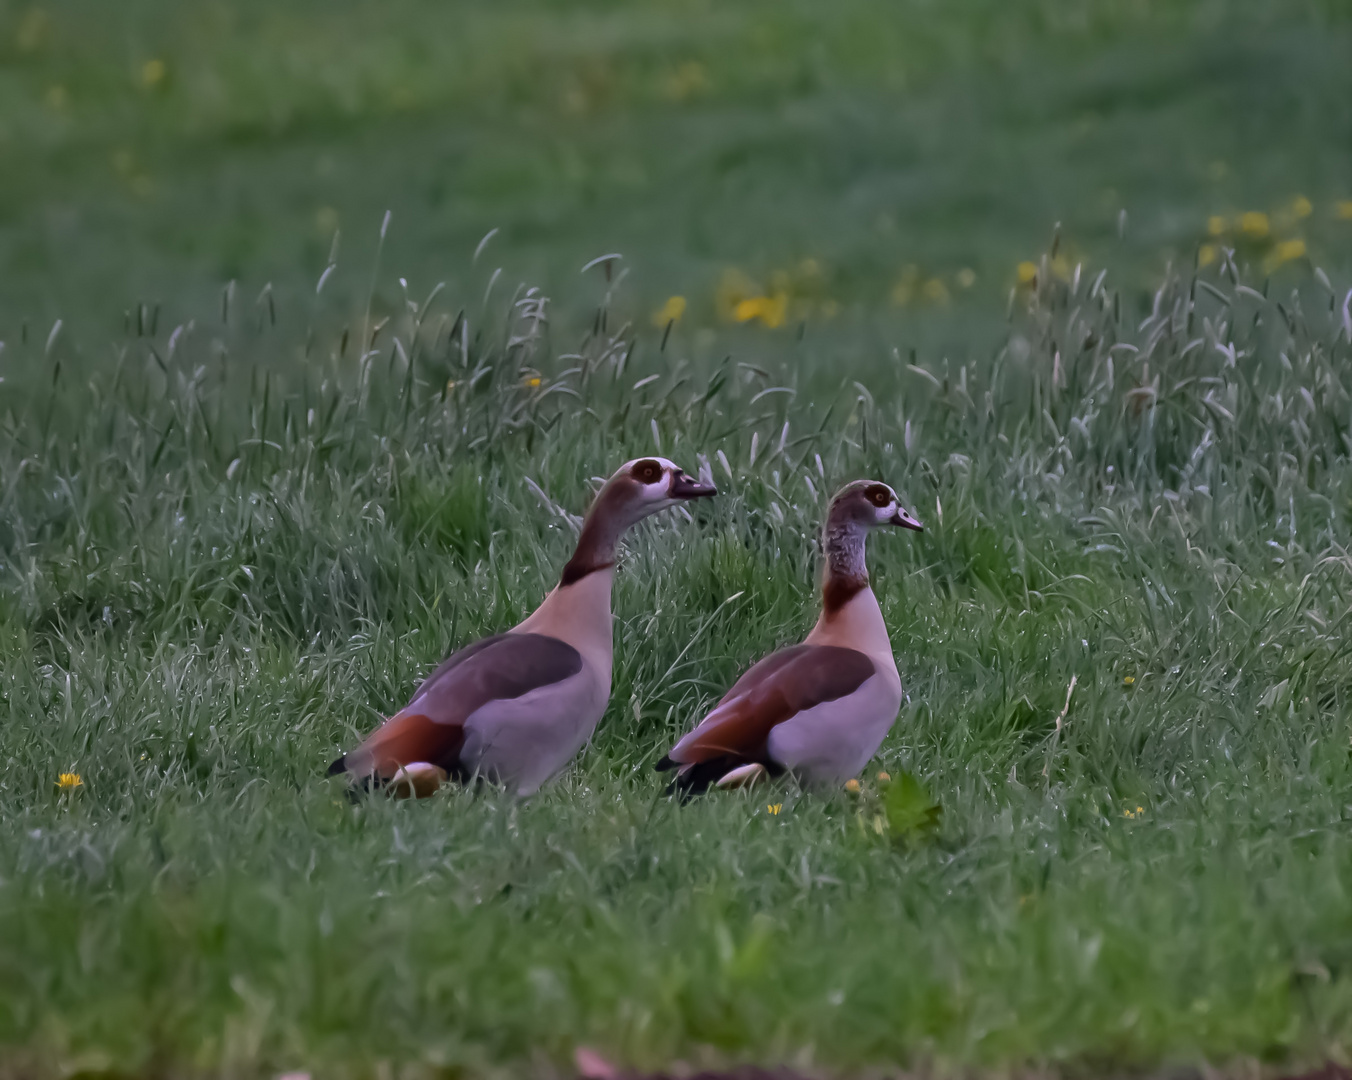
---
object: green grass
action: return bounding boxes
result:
[3,236,1352,1076]
[3,0,1352,1076]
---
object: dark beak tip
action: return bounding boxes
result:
[672,476,718,499]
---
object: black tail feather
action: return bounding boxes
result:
[327,754,348,777]
[659,755,783,800]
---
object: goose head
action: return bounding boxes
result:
[598,456,718,527]
[829,480,923,532]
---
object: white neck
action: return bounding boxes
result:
[513,567,616,678]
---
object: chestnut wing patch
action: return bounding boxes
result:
[659,645,875,783]
[332,633,583,780]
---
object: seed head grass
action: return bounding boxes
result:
[1,229,1351,1077]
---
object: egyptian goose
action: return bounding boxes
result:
[657,480,922,793]
[330,457,717,797]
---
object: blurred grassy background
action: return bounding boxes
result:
[1,0,1349,350]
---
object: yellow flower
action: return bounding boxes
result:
[1207,215,1228,237]
[956,268,976,289]
[766,803,782,815]
[141,59,166,88]
[1016,261,1038,286]
[844,778,861,794]
[1291,195,1313,219]
[734,297,764,322]
[653,295,687,327]
[733,294,788,329]
[1238,211,1269,238]
[664,60,706,102]
[921,278,950,305]
[715,267,759,320]
[1123,676,1135,685]
[876,770,891,783]
[16,9,48,52]
[1136,805,1145,814]
[57,772,82,791]
[761,293,788,328]
[1338,201,1352,221]
[1265,239,1306,271]
[1123,808,1134,819]
[1198,244,1217,267]
[523,376,542,388]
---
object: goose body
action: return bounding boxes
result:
[331,458,715,797]
[659,480,921,793]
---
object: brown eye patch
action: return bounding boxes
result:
[631,459,664,484]
[866,484,892,507]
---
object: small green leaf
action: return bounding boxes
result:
[884,770,942,845]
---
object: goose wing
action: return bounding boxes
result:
[330,632,583,782]
[658,644,874,792]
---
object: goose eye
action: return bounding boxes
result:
[868,486,891,506]
[632,459,663,484]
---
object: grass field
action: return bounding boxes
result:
[3,0,1352,1077]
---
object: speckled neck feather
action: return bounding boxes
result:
[822,507,869,614]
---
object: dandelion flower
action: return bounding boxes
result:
[664,60,706,102]
[922,278,950,305]
[759,293,788,329]
[523,376,542,388]
[733,294,787,329]
[56,773,82,791]
[1239,211,1269,238]
[653,295,687,327]
[734,297,765,323]
[766,803,782,816]
[1265,239,1306,270]
[16,8,48,52]
[1123,675,1135,685]
[876,770,891,783]
[1207,215,1228,237]
[1016,261,1038,286]
[1291,196,1313,219]
[715,267,759,320]
[891,265,921,307]
[844,778,862,794]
